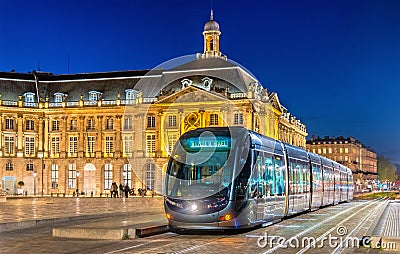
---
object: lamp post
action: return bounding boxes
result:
[76,171,80,197]
[33,171,37,196]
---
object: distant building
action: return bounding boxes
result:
[0,11,307,196]
[306,135,377,191]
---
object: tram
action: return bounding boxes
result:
[164,127,353,230]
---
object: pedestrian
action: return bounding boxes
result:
[124,183,130,198]
[119,183,124,198]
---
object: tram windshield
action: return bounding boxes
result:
[166,134,234,199]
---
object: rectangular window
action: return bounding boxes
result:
[123,164,132,186]
[339,148,343,154]
[51,164,59,188]
[5,118,14,130]
[52,120,60,131]
[87,136,95,155]
[124,116,132,130]
[26,119,35,131]
[146,164,155,191]
[87,118,95,131]
[106,118,114,130]
[6,163,13,171]
[147,115,155,128]
[68,164,76,189]
[210,114,219,126]
[25,137,35,156]
[322,148,326,154]
[168,115,177,127]
[234,113,244,125]
[70,119,77,131]
[89,92,99,101]
[105,136,114,154]
[123,135,133,155]
[104,164,113,190]
[146,134,156,154]
[168,134,177,154]
[51,137,60,156]
[4,136,15,155]
[344,148,349,153]
[328,148,332,154]
[69,136,78,156]
[26,163,34,171]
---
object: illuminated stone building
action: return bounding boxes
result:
[306,135,377,191]
[0,11,307,196]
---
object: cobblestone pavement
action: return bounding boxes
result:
[0,197,398,254]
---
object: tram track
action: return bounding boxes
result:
[102,199,383,254]
[261,198,383,254]
[295,198,389,254]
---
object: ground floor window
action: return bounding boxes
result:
[104,164,113,190]
[68,164,77,189]
[146,163,155,190]
[123,164,132,186]
[51,164,59,188]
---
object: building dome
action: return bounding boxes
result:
[204,10,220,31]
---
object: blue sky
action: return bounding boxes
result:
[0,0,399,163]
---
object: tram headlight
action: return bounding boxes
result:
[191,204,198,211]
[219,214,232,221]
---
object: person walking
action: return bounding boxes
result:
[119,183,124,198]
[124,183,130,198]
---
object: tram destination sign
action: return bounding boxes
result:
[186,136,231,149]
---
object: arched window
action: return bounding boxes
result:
[146,164,155,191]
[209,38,214,51]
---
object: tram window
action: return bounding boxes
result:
[264,153,275,196]
[275,156,284,195]
[312,163,321,191]
[250,151,260,198]
[289,160,295,194]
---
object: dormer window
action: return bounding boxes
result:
[125,89,137,100]
[89,91,102,101]
[24,92,35,106]
[54,92,67,103]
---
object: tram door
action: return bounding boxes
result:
[251,151,285,222]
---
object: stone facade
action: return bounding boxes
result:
[306,135,377,191]
[0,12,307,196]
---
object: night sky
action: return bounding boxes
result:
[0,0,399,163]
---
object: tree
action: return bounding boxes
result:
[17,181,25,188]
[377,156,398,182]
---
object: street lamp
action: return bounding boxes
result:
[76,172,80,197]
[33,171,37,196]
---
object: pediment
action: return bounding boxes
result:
[155,85,228,104]
[268,92,283,113]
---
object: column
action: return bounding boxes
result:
[158,111,166,157]
[17,115,23,157]
[38,117,44,158]
[96,116,103,158]
[135,113,144,156]
[43,118,49,157]
[115,115,122,158]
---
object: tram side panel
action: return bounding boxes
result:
[308,152,323,209]
[333,162,341,205]
[321,156,334,206]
